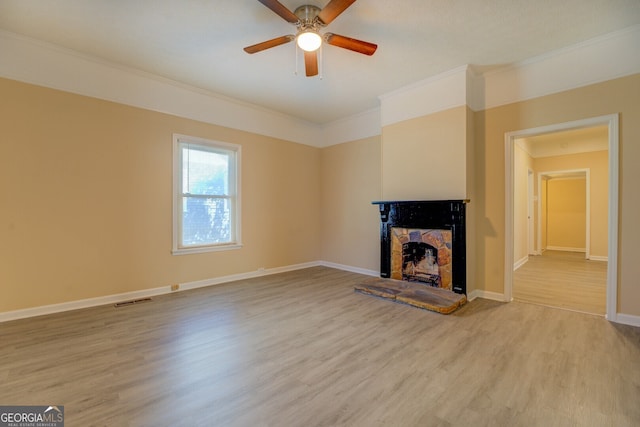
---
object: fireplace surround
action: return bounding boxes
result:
[372,200,468,295]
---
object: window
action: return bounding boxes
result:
[173,134,241,254]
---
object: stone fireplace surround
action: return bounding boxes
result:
[372,200,468,295]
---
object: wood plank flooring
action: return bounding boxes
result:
[513,250,607,315]
[1,267,638,426]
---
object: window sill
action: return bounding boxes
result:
[172,243,243,256]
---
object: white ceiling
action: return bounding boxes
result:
[517,126,609,159]
[1,0,639,124]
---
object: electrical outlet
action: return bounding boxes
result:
[171,284,179,291]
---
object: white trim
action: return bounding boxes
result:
[0,286,170,323]
[4,259,632,324]
[172,134,242,255]
[505,114,619,321]
[514,256,529,271]
[613,314,640,328]
[318,261,378,277]
[378,65,469,127]
[606,115,620,322]
[0,262,322,323]
[468,289,507,302]
[588,255,608,262]
[480,25,640,111]
[545,246,587,253]
[1,27,638,147]
[321,108,381,147]
[177,262,321,291]
[171,244,243,256]
[0,29,323,147]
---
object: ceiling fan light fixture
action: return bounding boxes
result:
[297,30,322,52]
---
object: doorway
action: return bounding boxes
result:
[538,169,590,258]
[504,114,619,319]
[516,168,605,314]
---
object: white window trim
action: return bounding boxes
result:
[172,134,242,255]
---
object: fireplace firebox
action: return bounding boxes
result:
[372,200,468,295]
[403,241,439,286]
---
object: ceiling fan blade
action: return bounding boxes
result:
[304,51,319,77]
[317,0,357,25]
[257,0,299,23]
[325,33,377,56]
[244,35,294,54]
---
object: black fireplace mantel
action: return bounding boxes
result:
[372,200,469,295]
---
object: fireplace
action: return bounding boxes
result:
[372,200,468,295]
[395,228,451,289]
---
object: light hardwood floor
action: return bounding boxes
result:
[1,267,638,426]
[513,250,607,315]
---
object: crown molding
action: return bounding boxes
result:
[1,25,638,146]
[477,24,640,111]
[378,65,469,127]
[321,108,381,147]
[0,29,323,147]
[377,26,640,127]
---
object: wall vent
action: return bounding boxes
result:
[114,297,152,308]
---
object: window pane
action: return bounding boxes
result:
[181,196,231,246]
[182,146,229,196]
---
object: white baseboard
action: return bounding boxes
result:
[318,261,378,277]
[178,261,321,292]
[0,286,170,323]
[611,313,640,328]
[468,289,507,302]
[588,255,608,262]
[545,246,586,252]
[5,260,631,326]
[0,261,323,323]
[513,256,528,271]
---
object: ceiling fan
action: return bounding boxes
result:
[244,0,377,77]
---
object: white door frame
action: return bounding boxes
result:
[504,114,619,321]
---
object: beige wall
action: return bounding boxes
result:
[381,106,469,200]
[0,78,321,312]
[3,73,640,318]
[320,137,381,271]
[475,73,640,315]
[535,151,608,258]
[546,178,587,250]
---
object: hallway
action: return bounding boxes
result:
[513,250,607,315]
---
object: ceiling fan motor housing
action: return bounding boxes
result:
[295,5,323,32]
[294,5,323,52]
[294,5,321,23]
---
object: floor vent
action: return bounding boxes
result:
[114,297,152,308]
